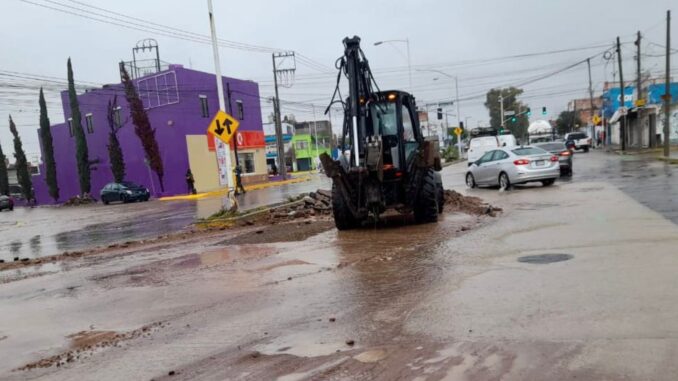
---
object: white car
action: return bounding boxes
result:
[564,132,592,152]
[466,146,560,190]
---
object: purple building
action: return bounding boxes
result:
[33,64,267,203]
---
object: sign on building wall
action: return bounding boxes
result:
[602,87,635,116]
[215,139,229,186]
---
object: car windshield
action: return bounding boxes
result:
[512,147,548,156]
[370,102,397,135]
[536,143,565,151]
[470,138,497,148]
[121,182,139,188]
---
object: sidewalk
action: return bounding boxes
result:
[159,173,315,202]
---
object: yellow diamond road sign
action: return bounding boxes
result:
[207,110,240,144]
[454,127,463,136]
[592,115,601,125]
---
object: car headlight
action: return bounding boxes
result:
[145,188,149,193]
[125,190,133,195]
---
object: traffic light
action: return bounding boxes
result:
[459,121,464,130]
[510,116,517,123]
[498,128,505,135]
[541,106,547,115]
[437,108,443,120]
[527,107,531,116]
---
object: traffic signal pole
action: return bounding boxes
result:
[206,0,234,191]
[664,10,671,158]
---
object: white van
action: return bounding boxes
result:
[498,134,517,148]
[468,136,499,165]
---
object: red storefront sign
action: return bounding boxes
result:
[207,131,265,151]
[232,131,265,149]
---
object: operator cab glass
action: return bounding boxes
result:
[367,94,420,170]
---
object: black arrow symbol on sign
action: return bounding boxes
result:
[224,118,233,135]
[214,119,225,135]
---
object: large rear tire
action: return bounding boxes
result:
[332,183,358,231]
[414,169,439,224]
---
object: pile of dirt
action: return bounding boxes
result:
[62,194,97,207]
[442,189,502,217]
[267,189,333,221]
[15,322,166,371]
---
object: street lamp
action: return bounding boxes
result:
[417,69,461,130]
[374,39,412,92]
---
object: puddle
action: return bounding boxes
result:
[517,253,573,264]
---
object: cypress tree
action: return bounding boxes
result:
[107,96,125,183]
[9,116,34,200]
[120,67,164,191]
[0,138,8,196]
[39,88,59,201]
[67,58,91,195]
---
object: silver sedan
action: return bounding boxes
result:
[465,146,560,190]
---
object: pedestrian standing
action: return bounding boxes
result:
[185,169,196,195]
[234,165,246,195]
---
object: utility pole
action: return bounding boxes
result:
[312,104,319,170]
[206,0,233,190]
[664,10,672,157]
[587,58,595,145]
[455,76,461,129]
[226,82,240,167]
[617,36,626,151]
[499,94,504,131]
[272,53,286,179]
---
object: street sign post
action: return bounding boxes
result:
[504,110,516,116]
[207,110,240,144]
[454,127,463,159]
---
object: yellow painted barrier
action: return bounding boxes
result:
[159,175,313,202]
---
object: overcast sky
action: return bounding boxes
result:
[1,0,676,161]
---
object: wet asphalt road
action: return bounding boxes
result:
[0,175,330,261]
[3,150,678,380]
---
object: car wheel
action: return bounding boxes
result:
[542,179,556,187]
[465,173,477,189]
[121,195,128,203]
[102,196,109,205]
[584,146,589,153]
[498,172,511,191]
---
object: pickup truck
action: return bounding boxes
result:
[564,132,592,152]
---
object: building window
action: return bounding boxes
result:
[237,153,255,174]
[67,118,73,137]
[85,113,94,134]
[113,106,122,128]
[296,141,309,150]
[199,95,209,118]
[236,100,244,120]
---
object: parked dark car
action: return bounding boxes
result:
[0,195,14,211]
[100,182,150,204]
[535,142,573,176]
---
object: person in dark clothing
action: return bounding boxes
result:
[185,169,196,194]
[271,162,278,176]
[234,165,246,195]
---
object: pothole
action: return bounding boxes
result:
[517,253,573,264]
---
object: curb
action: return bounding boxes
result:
[196,199,306,227]
[159,176,312,201]
[657,156,678,164]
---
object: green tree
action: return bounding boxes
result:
[9,116,33,200]
[555,110,582,136]
[121,67,164,191]
[68,58,90,195]
[106,96,125,183]
[484,87,529,139]
[0,138,8,196]
[39,87,59,201]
